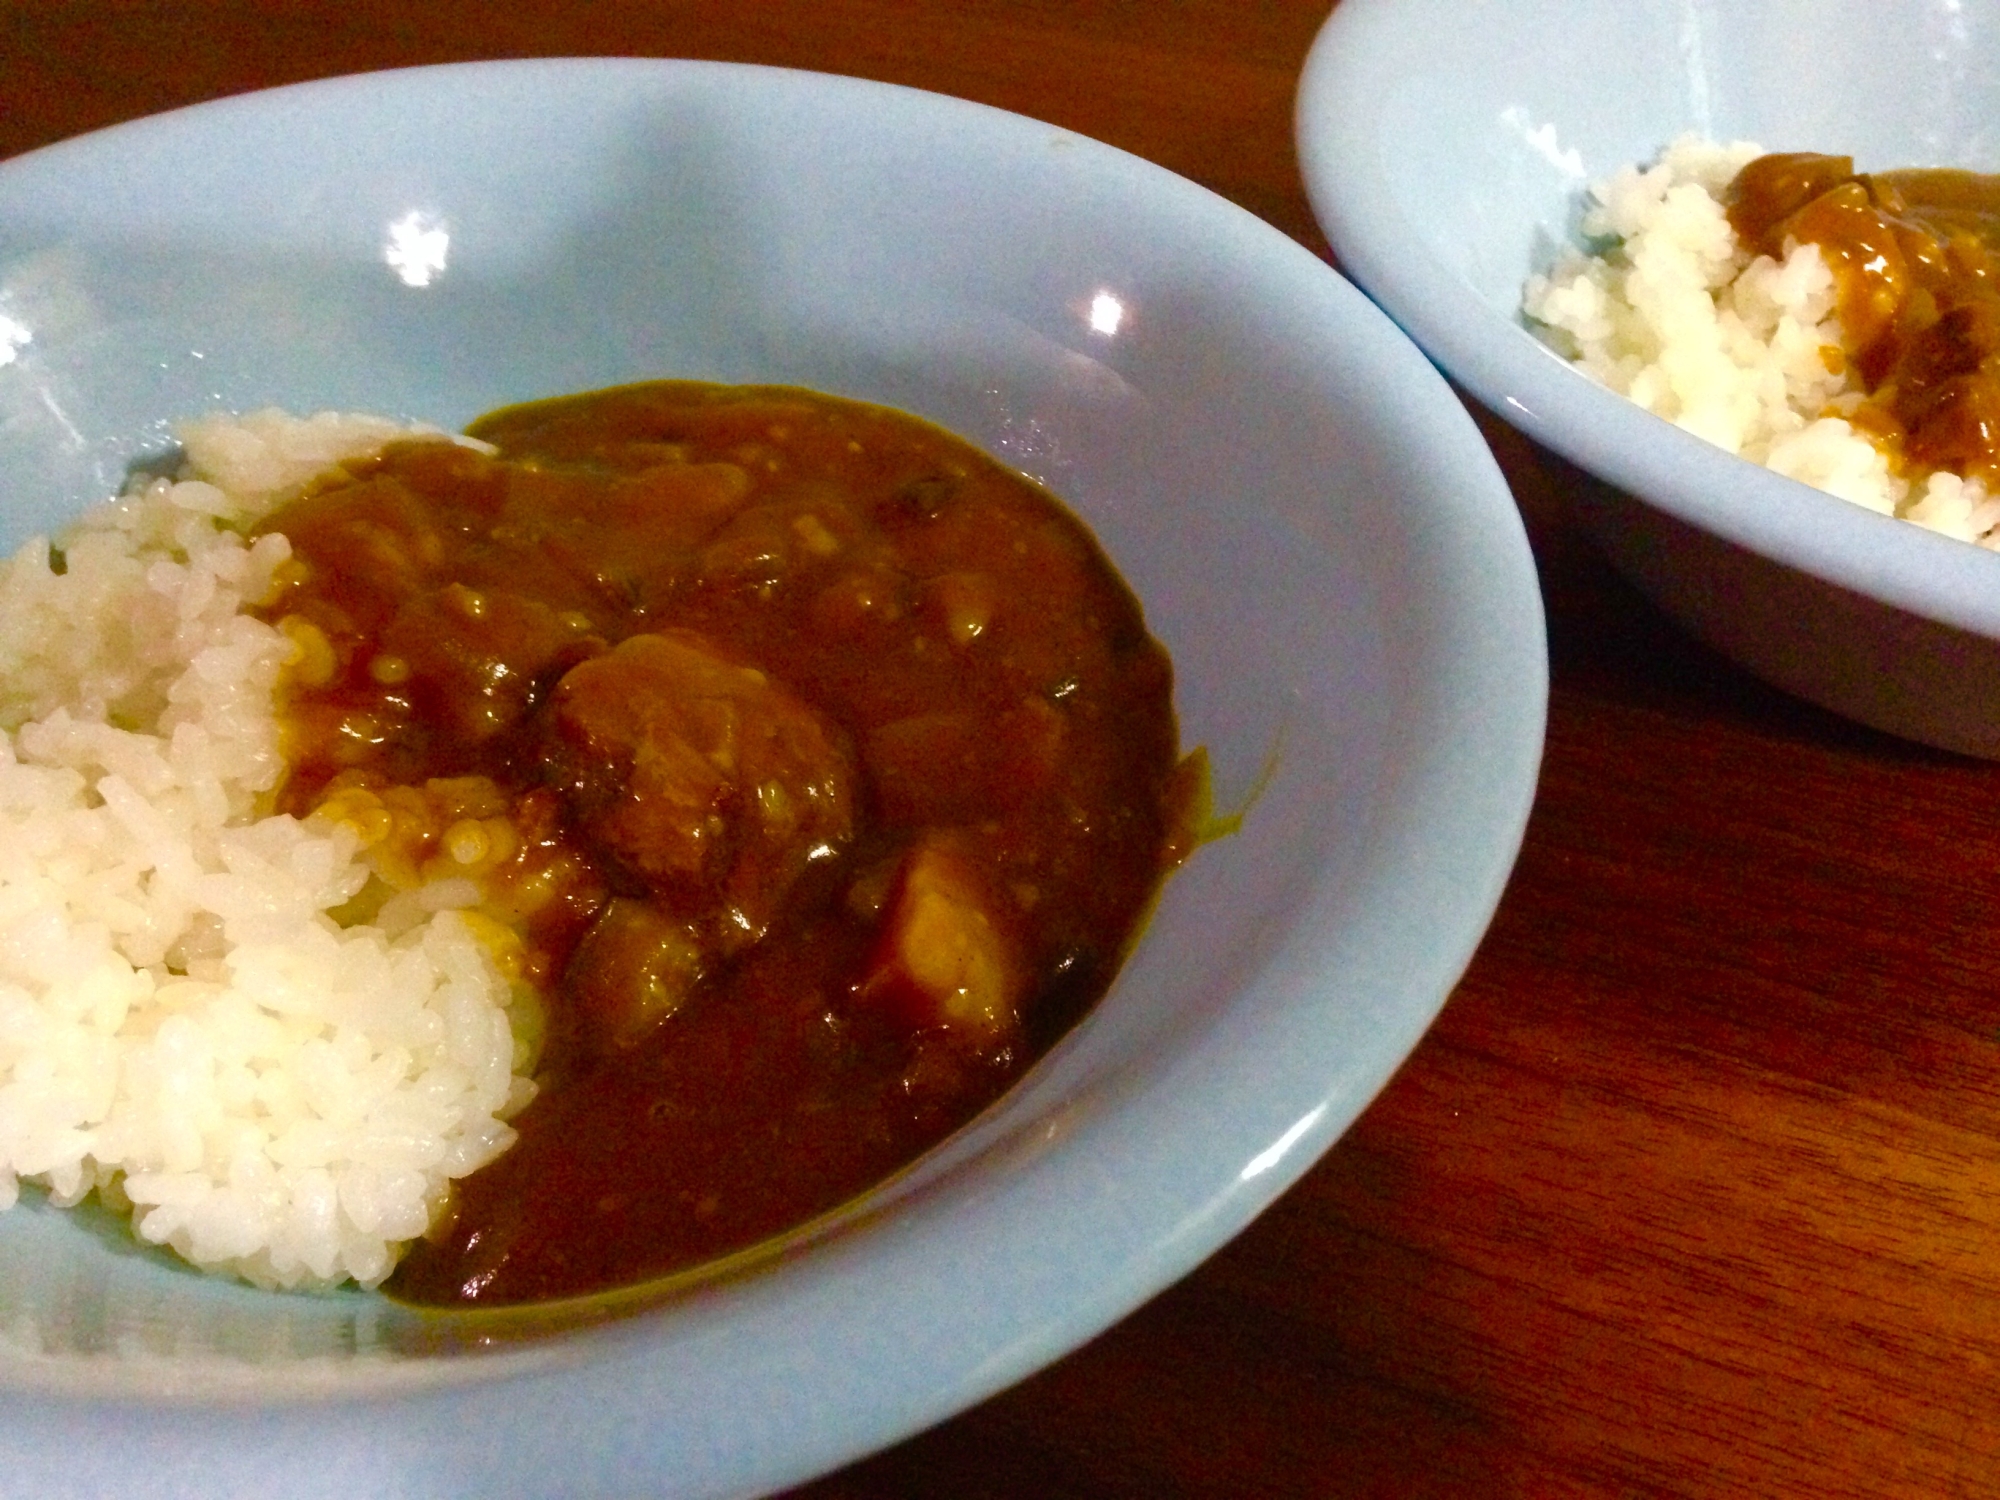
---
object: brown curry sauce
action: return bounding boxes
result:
[1725,154,2000,480]
[250,382,1193,1306]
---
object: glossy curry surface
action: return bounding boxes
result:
[252,382,1190,1305]
[1726,154,2000,480]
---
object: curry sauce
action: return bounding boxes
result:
[1726,154,2000,480]
[250,382,1191,1305]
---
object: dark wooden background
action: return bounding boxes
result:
[12,3,2000,1495]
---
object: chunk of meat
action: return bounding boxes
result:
[863,697,1065,825]
[495,460,753,615]
[855,834,1024,1045]
[255,471,447,618]
[543,630,856,946]
[562,897,706,1052]
[380,584,601,743]
[697,494,860,592]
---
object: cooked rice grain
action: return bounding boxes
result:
[1523,135,2000,545]
[0,411,531,1289]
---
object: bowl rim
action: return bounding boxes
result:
[0,54,1548,1498]
[1294,0,2000,643]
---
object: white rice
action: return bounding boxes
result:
[1523,134,2000,547]
[0,410,533,1290]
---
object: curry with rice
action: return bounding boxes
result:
[249,381,1197,1305]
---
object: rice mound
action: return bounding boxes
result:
[0,410,533,1290]
[1523,135,2000,547]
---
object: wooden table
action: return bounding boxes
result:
[12,4,1998,1496]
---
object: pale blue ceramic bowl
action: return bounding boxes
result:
[0,60,1544,1498]
[1299,0,2000,755]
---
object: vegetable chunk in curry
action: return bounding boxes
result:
[254,382,1195,1305]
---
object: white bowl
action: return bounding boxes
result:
[0,60,1544,1498]
[1298,0,2000,756]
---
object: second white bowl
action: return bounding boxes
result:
[1298,0,2000,755]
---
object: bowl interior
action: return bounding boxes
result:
[0,60,1544,1499]
[1308,0,2000,327]
[1298,0,2000,640]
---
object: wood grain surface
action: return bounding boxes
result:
[11,4,2000,1496]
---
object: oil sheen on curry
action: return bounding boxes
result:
[253,382,1194,1306]
[1726,155,2000,478]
